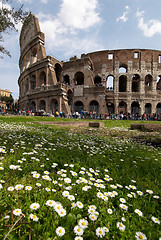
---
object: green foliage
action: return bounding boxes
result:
[0,0,29,57]
[0,118,160,239]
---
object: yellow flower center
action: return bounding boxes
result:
[59,229,62,233]
[82,222,85,226]
[33,215,36,219]
[99,230,102,234]
[139,235,143,239]
[77,228,81,232]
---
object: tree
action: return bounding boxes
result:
[1,94,14,109]
[0,0,29,57]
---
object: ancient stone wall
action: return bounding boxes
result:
[18,15,161,116]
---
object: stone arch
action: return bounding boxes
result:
[25,78,29,93]
[31,101,36,113]
[132,74,140,92]
[145,103,151,114]
[74,71,84,85]
[67,89,73,112]
[31,48,37,64]
[145,74,153,91]
[118,101,127,114]
[39,100,46,111]
[30,74,36,89]
[156,103,161,114]
[119,75,127,92]
[119,65,127,73]
[26,52,30,68]
[63,74,70,85]
[89,100,99,113]
[39,71,46,86]
[55,63,62,82]
[131,101,140,115]
[94,75,102,86]
[106,102,114,114]
[74,101,84,113]
[157,75,161,90]
[106,75,114,90]
[50,99,58,114]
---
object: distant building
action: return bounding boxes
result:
[0,89,12,109]
[18,14,161,116]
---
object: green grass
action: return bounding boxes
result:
[0,118,160,239]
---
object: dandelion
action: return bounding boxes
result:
[135,232,147,240]
[30,214,39,221]
[30,203,40,210]
[151,216,160,224]
[96,227,105,238]
[56,226,65,237]
[107,208,113,214]
[116,222,126,231]
[13,209,22,216]
[74,225,84,236]
[134,209,143,217]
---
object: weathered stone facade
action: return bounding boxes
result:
[18,14,161,116]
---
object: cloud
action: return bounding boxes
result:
[116,5,129,23]
[58,0,101,29]
[136,10,161,37]
[38,0,103,59]
[40,0,48,3]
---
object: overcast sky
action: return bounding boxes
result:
[1,0,161,99]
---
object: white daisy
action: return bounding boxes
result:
[56,226,65,237]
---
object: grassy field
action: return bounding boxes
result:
[0,116,160,239]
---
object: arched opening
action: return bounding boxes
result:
[106,75,114,90]
[31,48,37,64]
[145,74,152,91]
[74,101,84,113]
[106,102,114,114]
[39,71,46,86]
[30,75,36,89]
[132,74,140,92]
[157,75,161,90]
[55,63,62,82]
[39,100,46,111]
[118,101,127,114]
[89,100,99,113]
[26,52,30,68]
[119,65,127,73]
[145,103,151,114]
[119,75,127,92]
[31,101,36,113]
[50,99,58,114]
[94,76,102,86]
[131,101,140,115]
[25,79,29,93]
[67,90,73,112]
[63,75,70,85]
[156,103,161,114]
[74,72,84,85]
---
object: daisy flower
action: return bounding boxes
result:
[76,201,84,209]
[119,204,128,211]
[30,214,39,221]
[151,216,160,224]
[74,237,83,240]
[25,186,32,191]
[56,226,65,237]
[7,186,14,191]
[107,208,113,214]
[78,219,88,229]
[15,184,24,191]
[96,227,105,238]
[134,209,143,217]
[135,232,147,240]
[89,214,98,221]
[116,222,126,231]
[57,209,67,217]
[13,209,22,216]
[74,225,84,236]
[30,203,40,210]
[46,200,55,207]
[120,198,126,203]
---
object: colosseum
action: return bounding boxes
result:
[18,14,161,117]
